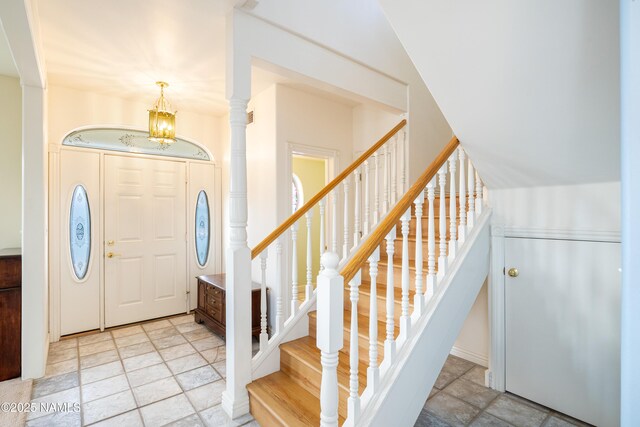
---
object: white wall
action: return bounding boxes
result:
[453,281,488,367]
[0,75,22,249]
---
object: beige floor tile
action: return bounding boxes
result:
[443,378,500,409]
[79,339,116,357]
[175,365,221,391]
[462,365,488,387]
[153,334,188,349]
[132,376,182,406]
[199,348,217,363]
[139,393,195,426]
[169,315,195,326]
[82,389,136,425]
[126,363,172,388]
[122,351,163,372]
[167,353,208,375]
[175,322,206,334]
[183,328,214,342]
[486,395,549,427]
[160,343,197,361]
[425,393,481,427]
[48,347,78,364]
[49,338,78,352]
[185,379,225,411]
[82,374,130,403]
[199,404,253,427]
[117,341,155,359]
[211,360,226,379]
[165,413,205,427]
[111,325,144,339]
[81,360,124,384]
[147,326,180,340]
[142,319,173,332]
[28,387,80,421]
[32,372,79,399]
[78,332,112,346]
[191,336,224,352]
[25,409,81,427]
[115,332,149,348]
[80,349,119,369]
[91,409,144,427]
[45,358,78,378]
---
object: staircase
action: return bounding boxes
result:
[227,125,491,426]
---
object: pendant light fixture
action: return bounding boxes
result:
[148,81,177,145]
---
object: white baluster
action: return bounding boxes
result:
[259,251,268,352]
[391,136,398,204]
[426,180,436,301]
[383,145,389,213]
[332,190,338,253]
[374,152,380,224]
[347,271,361,422]
[316,252,343,427]
[291,222,299,315]
[475,171,483,215]
[364,160,370,235]
[399,210,411,340]
[401,129,407,193]
[343,179,350,261]
[413,192,425,316]
[367,248,380,391]
[353,168,361,248]
[467,159,475,228]
[458,148,467,243]
[275,238,284,333]
[448,152,458,261]
[384,227,396,362]
[319,198,326,255]
[437,165,448,278]
[305,211,313,301]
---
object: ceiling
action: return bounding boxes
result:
[0,20,18,77]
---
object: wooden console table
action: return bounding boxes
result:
[194,274,268,340]
[0,248,21,381]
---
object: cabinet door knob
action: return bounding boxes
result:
[507,268,519,278]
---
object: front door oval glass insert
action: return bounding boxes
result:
[69,185,91,280]
[195,190,210,267]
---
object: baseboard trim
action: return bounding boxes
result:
[450,346,488,368]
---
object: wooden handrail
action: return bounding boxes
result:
[340,135,460,283]
[251,119,407,259]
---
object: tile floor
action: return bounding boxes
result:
[23,314,258,427]
[415,355,592,427]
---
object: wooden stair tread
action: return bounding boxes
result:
[282,336,367,394]
[248,371,345,426]
[359,280,415,304]
[309,309,399,344]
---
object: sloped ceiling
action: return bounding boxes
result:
[379,0,620,188]
[0,18,18,77]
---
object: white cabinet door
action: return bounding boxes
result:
[505,238,620,427]
[104,156,187,327]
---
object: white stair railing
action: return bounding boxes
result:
[315,137,488,426]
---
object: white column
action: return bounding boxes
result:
[374,152,380,224]
[342,179,350,261]
[367,248,380,391]
[319,198,326,255]
[467,159,475,227]
[458,148,467,242]
[222,97,252,418]
[305,211,313,301]
[475,171,483,215]
[353,168,361,248]
[426,180,436,301]
[316,252,344,427]
[384,227,396,363]
[413,192,425,316]
[275,238,284,334]
[347,272,361,422]
[399,210,411,340]
[364,161,370,235]
[438,165,448,278]
[448,153,458,261]
[291,222,299,315]
[259,251,268,352]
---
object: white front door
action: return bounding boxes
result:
[505,237,621,427]
[104,155,187,327]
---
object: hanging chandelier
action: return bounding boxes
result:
[148,81,177,145]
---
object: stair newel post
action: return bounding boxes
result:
[425,178,437,301]
[437,164,448,278]
[222,97,251,418]
[353,167,361,248]
[367,248,380,391]
[399,209,411,340]
[383,144,389,214]
[275,238,284,334]
[332,190,338,254]
[467,159,475,228]
[458,148,467,243]
[364,160,370,235]
[316,252,344,427]
[347,271,361,423]
[475,171,483,215]
[384,227,397,363]
[319,198,326,256]
[342,179,350,261]
[291,222,299,315]
[305,211,313,301]
[259,250,268,352]
[448,151,458,262]
[413,191,425,316]
[374,152,380,224]
[391,135,398,204]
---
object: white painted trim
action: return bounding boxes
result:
[488,223,506,391]
[503,226,621,243]
[450,346,488,368]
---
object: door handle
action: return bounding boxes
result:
[106,252,121,258]
[507,268,519,278]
